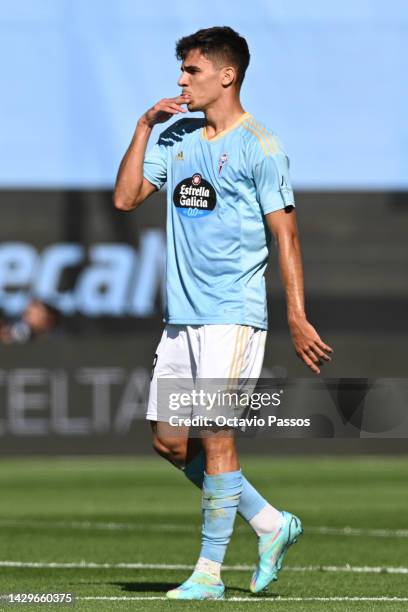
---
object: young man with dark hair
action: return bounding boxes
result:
[114,26,332,600]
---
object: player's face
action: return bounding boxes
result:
[177,49,225,111]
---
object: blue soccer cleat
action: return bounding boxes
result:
[250,510,303,593]
[166,571,225,600]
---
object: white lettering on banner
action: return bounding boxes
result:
[35,244,84,315]
[76,368,124,433]
[115,368,150,432]
[129,230,166,316]
[75,245,136,316]
[7,370,49,435]
[0,368,149,437]
[0,231,166,317]
[50,370,92,434]
[0,243,38,316]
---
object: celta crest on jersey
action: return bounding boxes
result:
[173,174,217,218]
[280,175,293,200]
[218,152,228,174]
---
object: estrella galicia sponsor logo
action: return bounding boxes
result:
[173,174,216,218]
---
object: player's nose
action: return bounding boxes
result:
[177,73,188,87]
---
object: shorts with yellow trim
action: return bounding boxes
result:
[146,323,266,422]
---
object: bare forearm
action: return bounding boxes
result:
[266,210,333,374]
[113,119,152,210]
[113,95,190,211]
[277,228,333,373]
[276,232,306,323]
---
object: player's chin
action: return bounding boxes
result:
[187,101,201,112]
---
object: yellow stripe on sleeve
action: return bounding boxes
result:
[246,116,280,155]
[242,122,271,157]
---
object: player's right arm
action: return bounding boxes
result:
[113,96,188,211]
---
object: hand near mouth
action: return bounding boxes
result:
[140,95,190,127]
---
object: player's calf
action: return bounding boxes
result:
[150,421,201,469]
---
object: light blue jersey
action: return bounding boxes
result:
[143,112,295,330]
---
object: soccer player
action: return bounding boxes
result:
[114,26,333,600]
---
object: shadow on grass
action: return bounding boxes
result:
[112,581,280,598]
[112,581,180,593]
[228,587,280,597]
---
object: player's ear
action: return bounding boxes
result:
[221,66,236,87]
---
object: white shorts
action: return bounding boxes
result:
[146,324,267,421]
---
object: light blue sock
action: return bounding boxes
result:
[200,470,243,563]
[184,450,267,522]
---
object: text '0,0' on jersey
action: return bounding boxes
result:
[143,112,295,330]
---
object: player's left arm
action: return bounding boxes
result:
[265,208,333,374]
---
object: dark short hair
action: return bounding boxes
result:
[175,26,250,86]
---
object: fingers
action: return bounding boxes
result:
[150,98,187,119]
[316,338,333,354]
[146,95,190,126]
[145,96,190,127]
[159,100,186,114]
[297,339,334,375]
[300,350,320,375]
[308,330,333,362]
[172,94,191,104]
[290,320,333,376]
[162,96,190,110]
[312,343,332,362]
[167,104,186,114]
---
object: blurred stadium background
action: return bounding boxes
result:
[0,0,407,455]
[0,0,408,610]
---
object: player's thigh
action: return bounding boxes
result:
[146,324,194,422]
[197,324,267,381]
[152,324,193,378]
[195,325,266,426]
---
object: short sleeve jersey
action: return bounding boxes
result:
[143,112,295,330]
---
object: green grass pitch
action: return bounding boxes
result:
[0,456,407,611]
